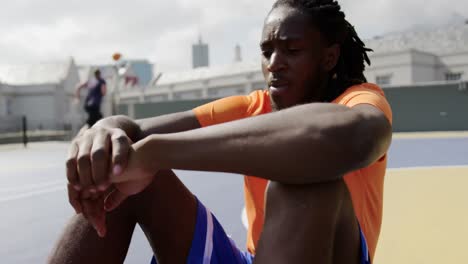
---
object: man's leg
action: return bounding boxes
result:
[48,198,137,264]
[254,179,361,264]
[49,169,197,264]
[87,109,101,127]
[131,170,197,264]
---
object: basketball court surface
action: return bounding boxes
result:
[0,132,467,263]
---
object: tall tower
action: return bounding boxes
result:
[234,44,242,62]
[192,36,209,69]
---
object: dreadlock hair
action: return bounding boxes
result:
[272,0,372,102]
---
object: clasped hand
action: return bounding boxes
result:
[66,127,155,237]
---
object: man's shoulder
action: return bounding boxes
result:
[333,83,386,103]
[335,83,392,123]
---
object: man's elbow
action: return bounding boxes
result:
[352,113,392,170]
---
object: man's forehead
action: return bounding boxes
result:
[262,6,312,40]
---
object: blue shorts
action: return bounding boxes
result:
[151,198,370,264]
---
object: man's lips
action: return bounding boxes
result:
[269,80,289,95]
[269,79,289,87]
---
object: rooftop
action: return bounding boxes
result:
[0,58,73,86]
[366,23,468,55]
[156,60,261,86]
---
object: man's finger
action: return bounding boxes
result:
[77,133,94,190]
[66,142,80,188]
[91,132,111,191]
[82,197,107,237]
[104,189,128,212]
[67,184,82,214]
[111,130,131,177]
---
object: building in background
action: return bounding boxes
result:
[126,59,153,86]
[118,21,468,105]
[192,37,210,69]
[119,60,264,105]
[0,56,156,134]
[0,58,82,131]
[234,44,242,63]
[1,22,466,133]
[365,22,468,86]
[80,59,153,88]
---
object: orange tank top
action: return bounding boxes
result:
[193,83,393,261]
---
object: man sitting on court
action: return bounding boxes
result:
[49,0,392,263]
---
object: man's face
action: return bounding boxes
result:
[261,6,330,111]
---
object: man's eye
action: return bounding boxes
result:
[262,50,272,58]
[287,48,301,54]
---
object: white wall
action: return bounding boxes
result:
[365,65,413,86]
[173,89,203,100]
[207,86,246,98]
[365,50,455,85]
[54,85,69,129]
[208,75,249,88]
[440,52,468,81]
[366,51,414,85]
[11,92,56,130]
[411,51,439,83]
[145,94,169,103]
[0,94,6,116]
[62,61,86,133]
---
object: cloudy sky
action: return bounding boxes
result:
[0,0,466,72]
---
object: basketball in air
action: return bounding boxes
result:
[112,53,122,61]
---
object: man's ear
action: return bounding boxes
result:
[322,44,340,72]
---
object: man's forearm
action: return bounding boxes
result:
[137,103,391,184]
[135,111,201,138]
[92,110,201,143]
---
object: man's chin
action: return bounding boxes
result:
[269,92,301,111]
[269,95,283,112]
[270,99,292,111]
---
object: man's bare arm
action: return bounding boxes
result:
[75,82,87,99]
[128,103,392,184]
[91,110,201,142]
[101,84,107,96]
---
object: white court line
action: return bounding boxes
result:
[0,185,65,203]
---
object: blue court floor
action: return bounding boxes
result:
[0,133,467,263]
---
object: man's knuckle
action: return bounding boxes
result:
[113,153,125,163]
[66,158,76,169]
[77,154,91,167]
[91,148,106,162]
[83,129,94,137]
[114,135,129,145]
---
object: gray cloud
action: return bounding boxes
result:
[0,0,466,71]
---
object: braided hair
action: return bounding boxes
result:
[272,0,372,102]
